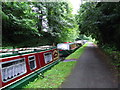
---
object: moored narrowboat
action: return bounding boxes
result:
[57,42,78,56]
[0,46,60,89]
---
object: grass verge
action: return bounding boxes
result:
[23,61,76,88]
[23,43,88,88]
[65,43,88,60]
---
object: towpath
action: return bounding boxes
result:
[61,42,119,88]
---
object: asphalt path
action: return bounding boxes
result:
[61,43,118,88]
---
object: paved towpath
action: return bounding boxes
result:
[61,42,118,88]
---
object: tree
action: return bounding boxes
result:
[2,2,79,47]
[2,2,39,47]
[77,2,120,49]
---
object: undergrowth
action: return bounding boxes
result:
[101,45,120,76]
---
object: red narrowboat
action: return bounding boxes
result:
[0,46,60,89]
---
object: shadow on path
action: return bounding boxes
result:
[61,46,118,88]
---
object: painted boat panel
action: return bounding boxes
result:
[1,48,59,89]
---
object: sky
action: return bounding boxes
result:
[69,0,82,14]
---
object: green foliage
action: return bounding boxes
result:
[45,2,79,43]
[2,2,39,47]
[77,2,120,50]
[2,2,79,47]
[77,2,102,42]
[23,61,76,88]
[102,44,120,72]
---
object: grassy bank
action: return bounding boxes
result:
[23,61,76,88]
[65,43,88,59]
[23,43,88,88]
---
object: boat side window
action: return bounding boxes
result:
[44,52,52,64]
[28,55,36,70]
[70,44,76,49]
[1,58,26,82]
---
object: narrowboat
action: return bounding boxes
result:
[74,40,84,46]
[0,46,60,89]
[57,42,78,57]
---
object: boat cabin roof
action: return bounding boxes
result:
[0,46,56,58]
[57,42,75,45]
